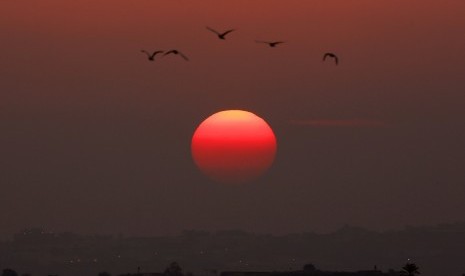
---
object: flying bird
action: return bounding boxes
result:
[164,50,189,61]
[206,27,235,40]
[323,52,339,65]
[141,50,164,61]
[255,40,285,47]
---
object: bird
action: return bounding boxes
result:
[255,40,285,47]
[323,52,339,65]
[206,27,235,40]
[163,50,189,61]
[141,50,164,61]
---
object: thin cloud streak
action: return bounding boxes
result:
[289,119,388,128]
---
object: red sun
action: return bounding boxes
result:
[191,110,277,184]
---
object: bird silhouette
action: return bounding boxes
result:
[164,50,189,61]
[206,27,235,40]
[323,52,339,65]
[255,40,285,47]
[141,50,164,61]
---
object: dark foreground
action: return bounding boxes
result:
[1,223,464,276]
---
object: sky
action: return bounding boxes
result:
[1,0,465,239]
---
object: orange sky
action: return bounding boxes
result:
[1,0,464,117]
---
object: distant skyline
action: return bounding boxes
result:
[3,223,465,276]
[1,0,465,238]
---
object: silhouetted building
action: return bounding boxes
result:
[221,272,272,276]
[119,274,163,276]
[221,265,400,276]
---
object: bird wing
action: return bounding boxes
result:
[206,26,220,35]
[323,53,338,64]
[255,40,269,44]
[164,50,175,56]
[153,51,164,56]
[179,52,189,61]
[273,41,285,45]
[221,29,235,36]
[141,50,151,57]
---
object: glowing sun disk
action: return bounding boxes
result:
[191,110,277,184]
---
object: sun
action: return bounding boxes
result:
[191,110,277,184]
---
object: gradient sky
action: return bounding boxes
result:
[1,0,465,239]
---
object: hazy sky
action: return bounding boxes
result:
[1,0,465,238]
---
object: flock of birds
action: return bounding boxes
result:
[141,27,339,65]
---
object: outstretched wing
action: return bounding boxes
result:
[179,52,189,61]
[221,29,235,36]
[273,41,285,45]
[323,53,333,61]
[323,53,338,64]
[141,50,151,57]
[164,50,175,56]
[206,26,220,35]
[255,40,270,44]
[152,50,164,57]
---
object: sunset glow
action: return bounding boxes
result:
[191,110,277,184]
